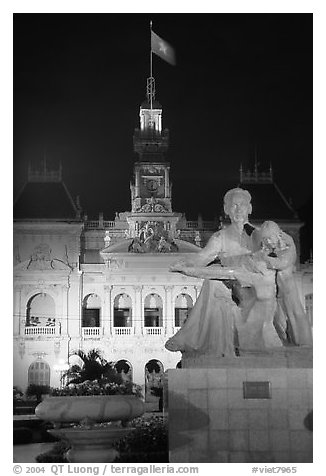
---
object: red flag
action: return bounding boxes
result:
[151,30,176,66]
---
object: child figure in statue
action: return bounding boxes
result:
[253,221,313,346]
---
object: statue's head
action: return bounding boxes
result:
[223,188,252,224]
[260,221,282,248]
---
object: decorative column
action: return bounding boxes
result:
[60,284,69,336]
[164,285,174,336]
[135,167,140,197]
[68,274,82,338]
[164,168,169,198]
[13,285,22,336]
[134,286,143,335]
[104,285,113,336]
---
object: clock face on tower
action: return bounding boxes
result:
[146,179,158,192]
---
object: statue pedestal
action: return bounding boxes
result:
[167,347,312,463]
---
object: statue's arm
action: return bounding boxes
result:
[170,232,222,269]
[171,263,236,280]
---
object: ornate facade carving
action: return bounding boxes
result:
[128,220,179,253]
[17,243,73,271]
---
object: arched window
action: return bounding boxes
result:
[144,294,163,327]
[82,294,101,327]
[26,293,56,328]
[28,360,50,386]
[305,293,313,327]
[174,293,193,327]
[115,359,133,382]
[113,294,132,327]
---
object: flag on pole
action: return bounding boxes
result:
[151,30,176,65]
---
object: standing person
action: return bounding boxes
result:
[165,187,258,357]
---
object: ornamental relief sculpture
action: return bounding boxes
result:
[142,165,163,174]
[15,243,73,271]
[128,220,179,254]
[136,197,169,214]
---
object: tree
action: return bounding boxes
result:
[63,349,122,385]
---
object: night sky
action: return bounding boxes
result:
[14,13,312,223]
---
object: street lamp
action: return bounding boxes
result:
[53,359,70,389]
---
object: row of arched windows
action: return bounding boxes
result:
[24,292,194,330]
[83,292,193,328]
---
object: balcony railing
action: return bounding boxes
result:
[25,326,58,336]
[114,327,133,335]
[144,327,163,336]
[85,220,116,229]
[82,327,102,338]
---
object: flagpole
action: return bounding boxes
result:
[150,20,153,111]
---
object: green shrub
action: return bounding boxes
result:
[114,415,168,463]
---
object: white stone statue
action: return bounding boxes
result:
[165,188,312,358]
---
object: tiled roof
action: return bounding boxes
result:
[239,182,297,221]
[14,181,78,220]
[171,177,298,222]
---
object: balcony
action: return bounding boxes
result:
[24,326,58,336]
[84,220,116,230]
[113,327,134,336]
[144,327,163,336]
[82,327,102,339]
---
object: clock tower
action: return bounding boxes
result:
[131,77,172,214]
